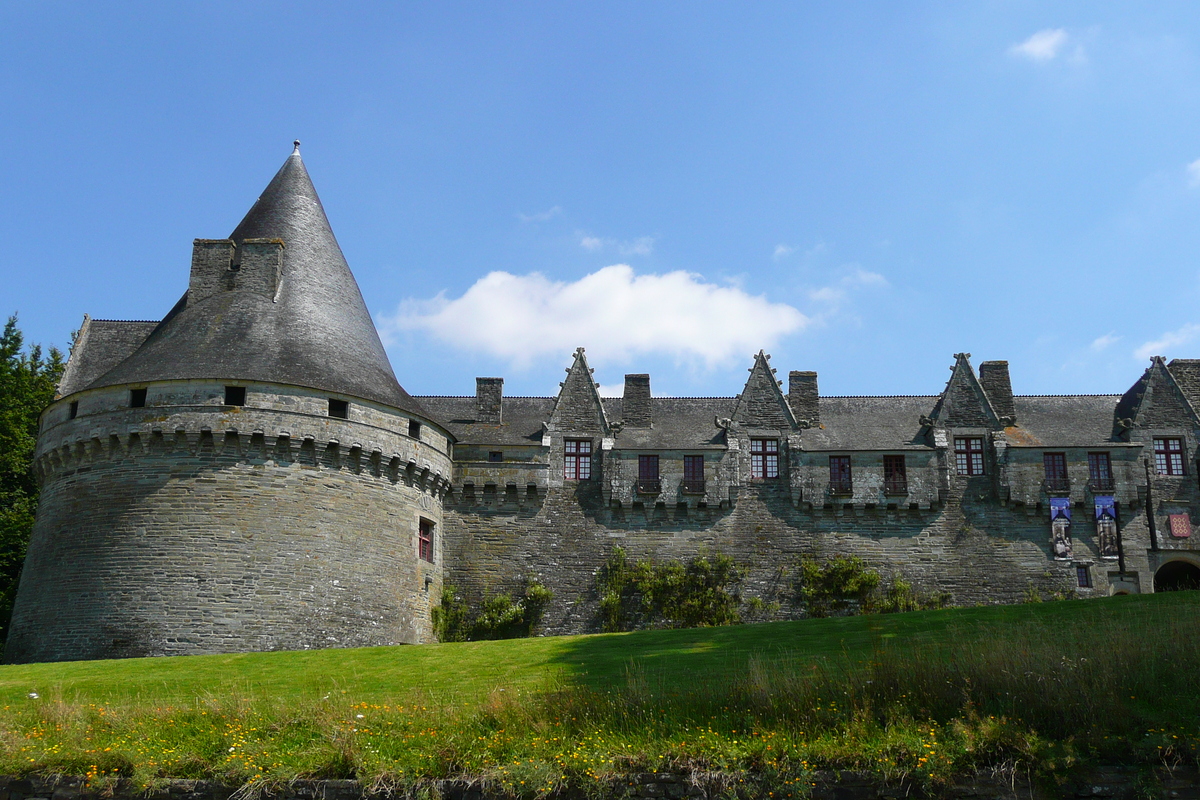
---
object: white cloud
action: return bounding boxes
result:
[578,233,655,256]
[1009,28,1070,62]
[1091,332,1121,352]
[773,244,795,261]
[1134,323,1200,361]
[809,267,888,306]
[384,264,808,368]
[1186,159,1200,188]
[517,206,562,223]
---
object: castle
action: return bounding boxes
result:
[7,145,1200,663]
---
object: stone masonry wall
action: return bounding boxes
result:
[6,383,452,663]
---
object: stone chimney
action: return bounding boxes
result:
[623,374,652,427]
[235,238,284,298]
[476,377,503,424]
[788,371,820,425]
[979,361,1015,421]
[188,239,236,304]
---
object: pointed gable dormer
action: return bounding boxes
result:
[547,347,610,436]
[926,353,1000,430]
[729,351,798,430]
[1115,356,1200,432]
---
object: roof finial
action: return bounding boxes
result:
[292,140,301,154]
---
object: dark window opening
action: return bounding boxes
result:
[69,401,78,419]
[829,455,852,494]
[637,454,660,494]
[408,420,421,439]
[1088,452,1113,491]
[224,386,246,407]
[683,455,705,494]
[564,439,592,480]
[130,388,147,408]
[750,438,779,479]
[328,398,349,419]
[883,454,907,494]
[418,518,434,563]
[954,436,985,475]
[1154,437,1186,476]
[488,451,503,463]
[1043,452,1069,492]
[1076,564,1091,588]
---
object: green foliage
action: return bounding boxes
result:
[597,547,746,632]
[797,556,950,617]
[0,316,64,647]
[432,581,552,642]
[796,555,881,618]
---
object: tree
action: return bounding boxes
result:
[0,316,64,646]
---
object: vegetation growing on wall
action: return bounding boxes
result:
[432,581,552,642]
[796,555,952,617]
[0,316,64,650]
[597,547,746,632]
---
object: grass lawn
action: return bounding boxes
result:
[0,592,1196,794]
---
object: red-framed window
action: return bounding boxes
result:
[829,456,852,494]
[1154,437,1186,476]
[564,439,592,480]
[1043,453,1068,492]
[883,455,907,494]
[1088,452,1113,490]
[638,454,659,480]
[954,436,985,476]
[750,438,779,479]
[418,518,434,563]
[683,455,704,494]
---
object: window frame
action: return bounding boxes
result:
[637,454,660,494]
[418,518,434,563]
[1075,564,1091,589]
[750,438,779,479]
[954,436,985,476]
[488,451,503,463]
[828,455,852,494]
[1087,452,1113,490]
[328,398,349,419]
[1043,452,1069,492]
[564,438,593,480]
[883,454,907,495]
[1154,437,1186,476]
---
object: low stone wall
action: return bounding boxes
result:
[2,768,1197,800]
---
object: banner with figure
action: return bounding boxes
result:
[1050,497,1073,559]
[1094,496,1118,559]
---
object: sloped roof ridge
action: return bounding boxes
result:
[824,394,938,399]
[1016,393,1122,398]
[89,318,161,324]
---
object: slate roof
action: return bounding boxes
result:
[79,146,426,417]
[1008,395,1123,447]
[804,396,936,451]
[607,397,734,449]
[418,397,555,446]
[58,318,160,397]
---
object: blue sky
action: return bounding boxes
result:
[5,3,1200,400]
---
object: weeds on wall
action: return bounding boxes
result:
[432,581,552,642]
[796,555,952,617]
[597,547,745,632]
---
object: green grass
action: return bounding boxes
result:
[0,593,1197,795]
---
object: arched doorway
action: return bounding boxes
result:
[1154,560,1200,592]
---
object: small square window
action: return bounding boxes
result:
[130,388,147,408]
[69,400,78,419]
[418,518,434,563]
[488,451,503,462]
[408,420,421,439]
[224,386,246,407]
[328,398,349,419]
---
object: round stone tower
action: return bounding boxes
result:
[5,144,452,663]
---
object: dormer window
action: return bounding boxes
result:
[954,436,984,476]
[564,439,592,480]
[1154,437,1185,476]
[750,438,779,479]
[224,386,246,407]
[328,399,349,419]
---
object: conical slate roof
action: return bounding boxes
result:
[93,145,425,416]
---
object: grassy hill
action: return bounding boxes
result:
[0,593,1197,794]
